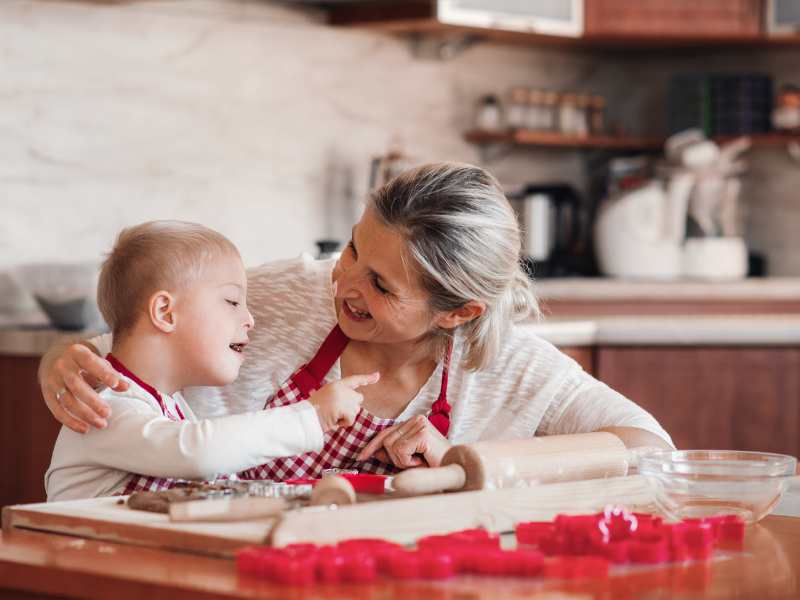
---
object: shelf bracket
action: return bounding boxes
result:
[408,32,480,60]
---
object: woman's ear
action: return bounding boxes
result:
[148,290,177,333]
[435,300,486,330]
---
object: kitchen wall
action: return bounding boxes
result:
[0,0,592,275]
[2,0,800,316]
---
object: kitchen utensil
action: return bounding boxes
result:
[391,432,629,496]
[169,496,288,523]
[309,475,357,506]
[166,477,356,522]
[639,450,797,523]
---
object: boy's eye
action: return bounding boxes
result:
[347,239,357,256]
[226,300,240,307]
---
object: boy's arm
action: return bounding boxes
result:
[78,397,324,480]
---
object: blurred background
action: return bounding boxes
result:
[2,0,800,508]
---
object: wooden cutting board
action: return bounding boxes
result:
[3,475,656,556]
[271,474,656,546]
[1,496,276,558]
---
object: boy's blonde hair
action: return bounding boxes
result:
[98,220,240,339]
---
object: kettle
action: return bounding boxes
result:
[594,173,694,280]
[511,184,585,278]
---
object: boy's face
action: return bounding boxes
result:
[173,252,254,388]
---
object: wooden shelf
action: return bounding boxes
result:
[716,133,800,146]
[465,130,663,151]
[465,130,800,151]
[324,3,800,50]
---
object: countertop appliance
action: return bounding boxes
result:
[511,183,587,278]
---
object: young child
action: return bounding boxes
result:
[45,220,378,501]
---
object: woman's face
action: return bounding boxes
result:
[332,209,437,347]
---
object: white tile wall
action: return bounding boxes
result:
[2,0,799,315]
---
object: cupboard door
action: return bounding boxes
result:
[596,347,800,457]
[584,0,761,37]
[0,356,60,508]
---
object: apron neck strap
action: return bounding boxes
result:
[428,341,453,437]
[292,325,453,438]
[292,324,350,395]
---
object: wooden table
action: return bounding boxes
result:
[0,516,798,600]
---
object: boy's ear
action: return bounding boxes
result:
[434,300,486,331]
[148,290,177,333]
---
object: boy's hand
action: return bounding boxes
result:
[308,372,380,432]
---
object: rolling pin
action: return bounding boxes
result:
[169,496,288,522]
[168,476,357,522]
[392,432,638,496]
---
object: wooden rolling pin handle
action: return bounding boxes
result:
[390,463,467,495]
[310,476,357,506]
[168,496,287,522]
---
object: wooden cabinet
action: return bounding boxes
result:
[324,1,800,48]
[584,0,761,39]
[0,356,60,509]
[596,346,800,457]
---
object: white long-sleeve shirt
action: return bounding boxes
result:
[90,256,673,448]
[45,373,324,502]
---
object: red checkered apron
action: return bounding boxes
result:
[106,354,189,494]
[238,324,452,480]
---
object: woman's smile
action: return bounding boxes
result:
[343,299,372,321]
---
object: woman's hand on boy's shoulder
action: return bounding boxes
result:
[40,342,128,434]
[357,415,451,469]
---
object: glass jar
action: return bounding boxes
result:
[590,95,607,135]
[475,94,503,132]
[559,93,580,134]
[506,87,528,131]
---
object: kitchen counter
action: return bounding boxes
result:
[523,314,800,346]
[0,326,102,357]
[4,314,800,358]
[534,277,800,302]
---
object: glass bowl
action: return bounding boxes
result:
[639,450,797,523]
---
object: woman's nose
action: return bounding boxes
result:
[336,269,369,297]
[244,308,255,330]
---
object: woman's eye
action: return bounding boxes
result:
[346,239,357,256]
[373,277,388,295]
[226,300,240,307]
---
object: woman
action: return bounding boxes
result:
[40,163,672,475]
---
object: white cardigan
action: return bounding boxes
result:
[45,373,324,502]
[93,256,672,447]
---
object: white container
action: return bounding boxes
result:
[682,237,748,281]
[594,183,684,280]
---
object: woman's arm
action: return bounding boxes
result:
[38,335,126,433]
[536,344,675,448]
[599,426,673,450]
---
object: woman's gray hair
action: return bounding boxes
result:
[369,162,540,371]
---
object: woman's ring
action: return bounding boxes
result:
[55,387,68,403]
